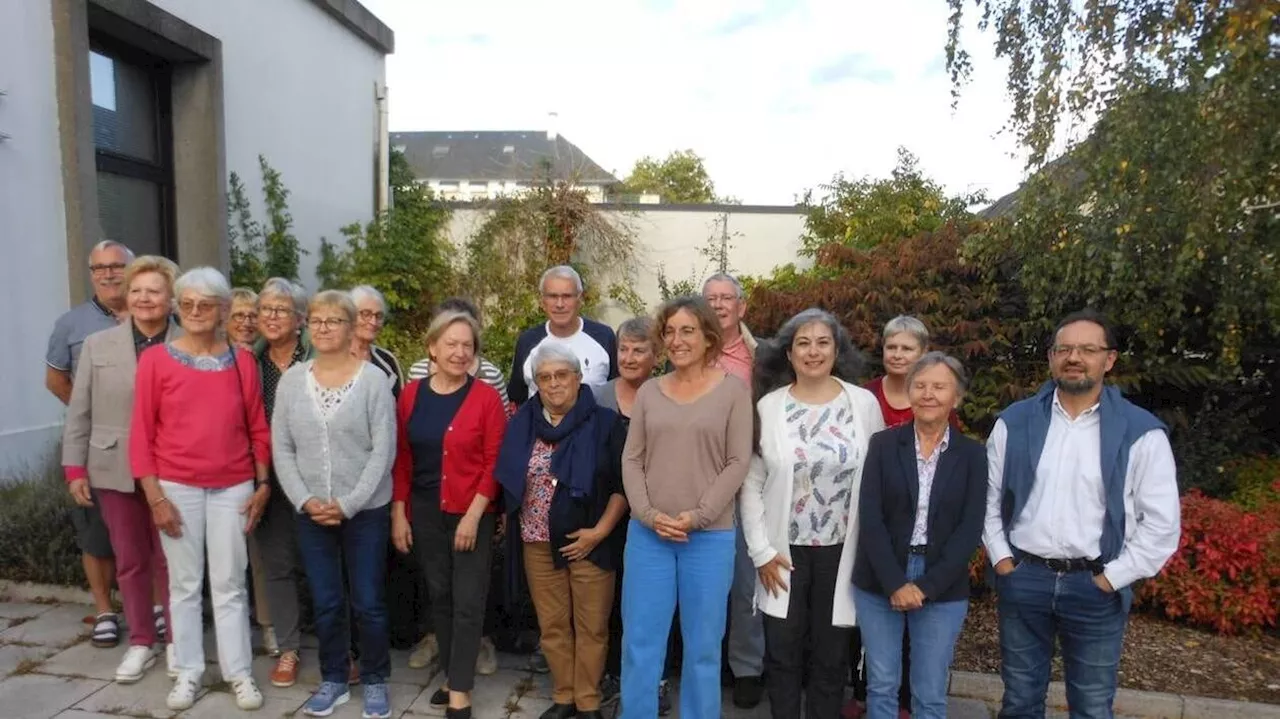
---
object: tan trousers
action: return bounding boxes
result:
[523,542,615,710]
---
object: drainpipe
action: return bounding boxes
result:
[375,82,390,213]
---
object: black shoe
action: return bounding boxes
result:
[539,703,576,719]
[732,675,764,709]
[657,679,673,716]
[577,711,604,719]
[445,708,472,719]
[429,688,449,707]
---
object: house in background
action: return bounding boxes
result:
[0,0,393,473]
[391,129,619,202]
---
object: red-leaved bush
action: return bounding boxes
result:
[1136,490,1280,634]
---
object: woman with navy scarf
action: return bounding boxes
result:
[496,344,628,719]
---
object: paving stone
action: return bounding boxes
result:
[1183,695,1280,719]
[1113,687,1184,718]
[948,697,995,719]
[0,605,94,648]
[508,695,555,717]
[0,642,58,677]
[178,691,305,718]
[388,646,441,687]
[72,668,188,718]
[0,673,109,719]
[407,670,523,717]
[38,641,125,681]
[0,603,57,620]
[52,711,126,718]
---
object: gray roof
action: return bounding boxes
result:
[390,131,618,185]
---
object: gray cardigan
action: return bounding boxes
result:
[271,361,396,517]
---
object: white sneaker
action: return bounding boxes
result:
[475,636,497,676]
[166,644,177,678]
[167,671,202,711]
[263,625,280,657]
[408,634,437,670]
[232,676,265,711]
[114,645,157,684]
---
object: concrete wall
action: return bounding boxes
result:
[0,0,74,471]
[442,204,811,328]
[149,0,386,285]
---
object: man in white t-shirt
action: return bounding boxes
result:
[508,265,618,405]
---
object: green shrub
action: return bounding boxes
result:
[1229,456,1280,511]
[0,458,85,587]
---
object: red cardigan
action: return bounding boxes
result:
[393,378,507,515]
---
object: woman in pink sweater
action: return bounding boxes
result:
[130,267,272,713]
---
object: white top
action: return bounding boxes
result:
[740,380,885,626]
[521,318,612,394]
[307,367,359,421]
[982,393,1181,591]
[910,426,950,546]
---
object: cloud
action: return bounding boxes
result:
[712,11,765,36]
[810,52,893,85]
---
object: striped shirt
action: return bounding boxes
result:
[407,355,511,411]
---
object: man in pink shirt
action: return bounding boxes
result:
[701,272,765,708]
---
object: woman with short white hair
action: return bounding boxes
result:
[129,266,271,711]
[350,285,403,397]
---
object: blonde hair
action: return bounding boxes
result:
[230,287,258,307]
[424,310,482,360]
[309,289,357,324]
[123,255,179,297]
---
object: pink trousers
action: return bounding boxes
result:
[97,488,170,647]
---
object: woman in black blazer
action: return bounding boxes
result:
[853,352,987,719]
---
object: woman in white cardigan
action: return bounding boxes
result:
[739,308,885,719]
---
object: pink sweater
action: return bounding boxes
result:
[129,345,271,488]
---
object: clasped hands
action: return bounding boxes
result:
[303,497,345,527]
[653,511,695,542]
[889,582,926,612]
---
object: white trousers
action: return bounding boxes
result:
[158,480,254,681]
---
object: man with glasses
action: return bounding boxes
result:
[983,310,1180,719]
[508,265,618,406]
[701,273,766,710]
[44,239,134,649]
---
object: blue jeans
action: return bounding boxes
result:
[996,561,1130,719]
[296,505,392,685]
[855,554,968,719]
[620,520,735,719]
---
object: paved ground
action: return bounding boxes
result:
[0,599,1087,718]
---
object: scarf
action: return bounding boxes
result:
[495,388,609,507]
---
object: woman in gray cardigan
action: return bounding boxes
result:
[271,290,397,719]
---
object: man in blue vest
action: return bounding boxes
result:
[983,310,1180,719]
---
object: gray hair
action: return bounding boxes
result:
[531,343,582,376]
[174,266,231,304]
[89,240,134,263]
[617,316,655,345]
[350,284,387,313]
[259,277,309,317]
[882,315,930,347]
[702,272,745,299]
[906,351,969,394]
[539,265,584,295]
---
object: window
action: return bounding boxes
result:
[89,42,174,259]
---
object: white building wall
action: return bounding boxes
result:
[151,0,386,288]
[0,0,72,473]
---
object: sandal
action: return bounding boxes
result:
[91,612,120,648]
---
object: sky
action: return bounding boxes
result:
[359,0,1034,206]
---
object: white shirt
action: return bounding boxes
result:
[521,318,612,396]
[911,426,950,546]
[982,393,1181,590]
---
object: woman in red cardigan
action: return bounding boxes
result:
[391,310,507,719]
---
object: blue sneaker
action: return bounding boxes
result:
[362,682,391,719]
[303,681,350,717]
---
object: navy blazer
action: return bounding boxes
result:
[852,423,988,603]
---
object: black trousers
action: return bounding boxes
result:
[763,545,851,719]
[411,489,495,693]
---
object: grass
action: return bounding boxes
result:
[8,657,44,676]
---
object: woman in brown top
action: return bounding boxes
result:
[620,296,754,719]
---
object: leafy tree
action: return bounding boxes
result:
[800,147,985,255]
[619,149,717,204]
[227,156,306,287]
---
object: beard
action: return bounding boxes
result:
[1055,375,1098,394]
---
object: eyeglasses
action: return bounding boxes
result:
[358,309,385,323]
[541,292,579,304]
[308,317,348,332]
[230,311,258,324]
[703,293,739,304]
[534,369,578,385]
[259,306,294,319]
[178,300,220,316]
[1051,344,1112,358]
[89,263,127,275]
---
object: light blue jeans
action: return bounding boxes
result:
[620,519,735,719]
[855,554,968,719]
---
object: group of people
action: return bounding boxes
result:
[48,241,1181,719]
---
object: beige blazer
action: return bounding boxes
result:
[62,321,180,492]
